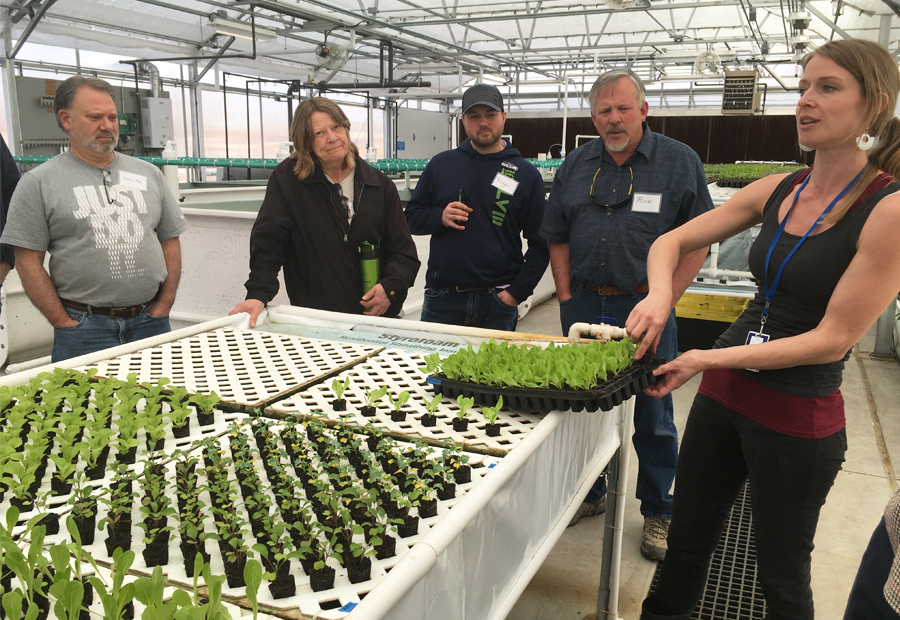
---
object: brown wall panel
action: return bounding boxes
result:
[463,114,813,165]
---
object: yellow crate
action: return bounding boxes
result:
[675,293,750,323]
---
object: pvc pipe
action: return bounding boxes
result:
[696,267,754,279]
[273,304,547,342]
[0,314,246,385]
[683,287,755,300]
[605,398,635,620]
[178,207,260,220]
[347,412,565,619]
[5,355,51,375]
[708,242,720,271]
[567,322,628,343]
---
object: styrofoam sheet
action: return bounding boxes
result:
[82,327,381,408]
[267,349,542,454]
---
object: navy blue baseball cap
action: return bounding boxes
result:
[462,84,504,113]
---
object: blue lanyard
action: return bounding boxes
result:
[761,167,865,331]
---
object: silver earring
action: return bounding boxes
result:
[857,131,877,151]
[799,143,814,152]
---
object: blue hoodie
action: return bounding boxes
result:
[404,139,549,304]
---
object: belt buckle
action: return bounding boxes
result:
[110,306,134,318]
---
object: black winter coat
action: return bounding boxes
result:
[244,156,420,316]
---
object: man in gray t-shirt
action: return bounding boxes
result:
[1,75,187,362]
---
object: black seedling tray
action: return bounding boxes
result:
[426,356,665,414]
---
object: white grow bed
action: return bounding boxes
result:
[1,308,634,620]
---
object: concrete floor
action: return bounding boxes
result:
[505,295,900,620]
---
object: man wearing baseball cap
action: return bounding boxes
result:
[405,84,548,331]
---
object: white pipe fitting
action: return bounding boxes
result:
[696,267,754,279]
[567,322,628,344]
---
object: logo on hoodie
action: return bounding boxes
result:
[492,168,516,226]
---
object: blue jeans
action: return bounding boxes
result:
[420,287,518,332]
[560,282,678,519]
[643,394,845,620]
[51,302,171,363]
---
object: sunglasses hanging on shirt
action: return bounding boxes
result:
[590,164,633,209]
[102,169,117,205]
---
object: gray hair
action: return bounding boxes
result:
[54,76,116,114]
[589,69,646,113]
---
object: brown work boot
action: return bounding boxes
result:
[567,496,607,527]
[641,516,670,560]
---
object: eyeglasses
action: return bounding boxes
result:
[590,164,633,209]
[102,169,117,205]
[336,184,350,223]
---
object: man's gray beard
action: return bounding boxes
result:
[72,131,117,154]
[603,137,629,152]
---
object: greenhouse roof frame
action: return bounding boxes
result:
[0,0,895,105]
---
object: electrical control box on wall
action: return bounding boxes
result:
[141,97,174,149]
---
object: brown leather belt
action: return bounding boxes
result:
[60,291,160,318]
[578,282,649,295]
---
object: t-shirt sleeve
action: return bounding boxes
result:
[0,172,50,251]
[152,168,188,240]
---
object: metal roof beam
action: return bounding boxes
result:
[392,0,783,26]
[437,36,757,57]
[9,0,58,59]
[805,2,853,40]
[242,0,566,80]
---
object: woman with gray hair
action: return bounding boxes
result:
[231,97,419,324]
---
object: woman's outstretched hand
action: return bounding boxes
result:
[626,293,672,359]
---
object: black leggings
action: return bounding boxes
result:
[642,394,846,620]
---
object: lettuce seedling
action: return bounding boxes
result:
[331,377,351,400]
[482,395,503,426]
[363,385,388,408]
[190,391,221,416]
[424,394,442,416]
[455,395,474,421]
[389,391,410,413]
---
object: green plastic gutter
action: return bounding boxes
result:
[12,156,565,171]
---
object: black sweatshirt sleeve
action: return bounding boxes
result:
[379,177,420,309]
[507,170,550,303]
[244,171,293,304]
[0,135,20,268]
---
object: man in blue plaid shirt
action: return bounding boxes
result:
[541,68,712,561]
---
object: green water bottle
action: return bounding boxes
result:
[359,241,381,311]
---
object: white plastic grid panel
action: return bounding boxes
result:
[267,349,543,453]
[81,328,381,408]
[32,418,498,620]
[4,405,244,531]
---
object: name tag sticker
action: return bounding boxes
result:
[632,193,662,213]
[491,172,519,196]
[119,171,147,191]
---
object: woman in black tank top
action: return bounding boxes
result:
[629,40,900,620]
